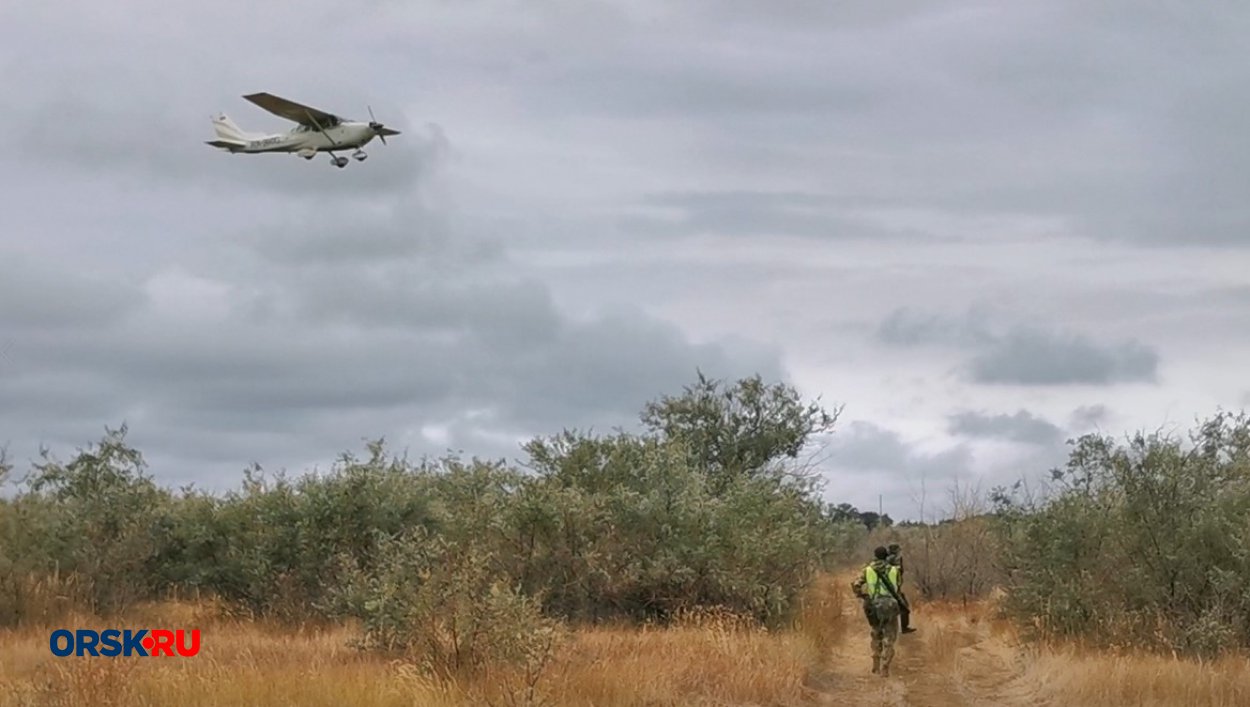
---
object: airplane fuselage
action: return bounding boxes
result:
[232,122,380,153]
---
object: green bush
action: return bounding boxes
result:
[0,373,856,662]
[994,411,1250,656]
[7,426,172,615]
[517,401,852,625]
[330,527,561,678]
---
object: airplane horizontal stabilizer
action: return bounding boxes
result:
[205,139,246,151]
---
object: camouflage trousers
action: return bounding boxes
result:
[862,596,900,673]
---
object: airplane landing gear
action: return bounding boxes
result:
[352,150,368,162]
[329,154,348,168]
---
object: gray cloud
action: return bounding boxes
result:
[969,329,1158,386]
[825,420,972,482]
[948,410,1064,446]
[0,254,146,331]
[874,307,996,348]
[1068,404,1111,431]
[876,306,1160,386]
[245,211,455,267]
[618,191,943,241]
[819,416,1080,520]
[817,419,986,519]
[0,208,782,488]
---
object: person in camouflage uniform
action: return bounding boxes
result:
[887,543,916,634]
[851,546,902,676]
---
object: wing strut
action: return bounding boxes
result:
[305,110,338,147]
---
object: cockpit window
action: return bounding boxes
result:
[297,116,339,131]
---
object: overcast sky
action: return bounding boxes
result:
[2,1,1247,520]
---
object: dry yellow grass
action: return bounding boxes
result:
[0,595,833,707]
[912,597,1250,706]
[1023,643,1250,707]
[3,578,1248,706]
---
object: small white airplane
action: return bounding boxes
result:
[206,92,401,168]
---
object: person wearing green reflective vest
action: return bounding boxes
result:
[850,546,903,676]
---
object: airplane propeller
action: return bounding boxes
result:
[366,105,399,145]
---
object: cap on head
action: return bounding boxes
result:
[874,546,889,560]
[888,543,900,552]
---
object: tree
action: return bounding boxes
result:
[856,511,893,531]
[639,372,840,492]
[827,502,860,523]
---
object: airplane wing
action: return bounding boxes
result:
[242,92,342,127]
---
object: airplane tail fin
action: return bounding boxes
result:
[211,113,257,142]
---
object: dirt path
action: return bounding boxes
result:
[809,596,1051,707]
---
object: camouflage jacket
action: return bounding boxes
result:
[851,559,896,600]
[887,551,904,580]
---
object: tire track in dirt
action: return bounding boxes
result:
[811,593,1052,707]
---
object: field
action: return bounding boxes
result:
[2,573,1246,707]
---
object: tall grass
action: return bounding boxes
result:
[0,599,832,707]
[924,592,1250,707]
[0,578,844,706]
[3,580,1246,706]
[0,572,88,628]
[1026,645,1250,707]
[789,572,846,660]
